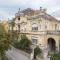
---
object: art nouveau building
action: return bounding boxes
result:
[9,8,60,52]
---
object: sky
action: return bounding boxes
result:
[0,0,60,20]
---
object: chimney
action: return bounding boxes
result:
[40,7,42,11]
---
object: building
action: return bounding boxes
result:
[9,7,60,53]
[0,20,9,32]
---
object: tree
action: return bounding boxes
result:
[10,19,17,43]
[20,35,31,48]
[34,46,42,59]
[0,23,11,60]
[10,19,15,32]
[50,53,60,60]
[14,34,32,53]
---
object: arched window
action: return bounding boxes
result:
[32,23,38,31]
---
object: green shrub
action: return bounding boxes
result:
[14,34,32,53]
[34,46,42,59]
[50,53,60,60]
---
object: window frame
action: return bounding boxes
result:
[32,23,38,31]
[31,36,38,45]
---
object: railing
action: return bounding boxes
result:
[9,30,60,35]
[21,30,60,35]
[46,31,60,35]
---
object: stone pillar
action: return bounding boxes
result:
[59,40,60,52]
[30,44,36,60]
[43,45,50,60]
[56,40,59,52]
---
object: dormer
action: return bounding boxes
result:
[15,8,24,17]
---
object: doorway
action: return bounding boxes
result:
[48,38,56,52]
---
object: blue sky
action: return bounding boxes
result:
[0,0,60,20]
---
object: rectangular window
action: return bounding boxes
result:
[31,36,38,44]
[32,39,37,44]
[45,22,48,29]
[32,23,38,31]
[32,27,38,31]
[18,24,20,32]
[55,24,57,30]
[40,25,41,29]
[45,25,47,29]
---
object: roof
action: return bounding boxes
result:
[27,13,59,22]
[14,8,60,22]
[21,8,35,16]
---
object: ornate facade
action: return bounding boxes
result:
[10,8,60,52]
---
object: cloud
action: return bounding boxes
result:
[0,0,60,20]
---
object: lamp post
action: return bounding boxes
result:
[30,44,36,60]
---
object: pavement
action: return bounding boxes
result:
[6,48,31,60]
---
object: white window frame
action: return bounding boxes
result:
[31,36,38,45]
[32,23,38,31]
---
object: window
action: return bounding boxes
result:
[45,25,47,29]
[58,26,59,30]
[31,36,38,44]
[55,24,57,30]
[24,28,26,32]
[18,24,20,28]
[18,24,20,32]
[18,17,20,20]
[32,27,38,31]
[40,25,41,29]
[45,22,47,29]
[32,23,38,31]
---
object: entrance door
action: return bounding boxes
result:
[48,38,56,52]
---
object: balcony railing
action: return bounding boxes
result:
[9,29,60,35]
[46,31,60,35]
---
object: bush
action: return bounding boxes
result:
[34,46,42,59]
[13,41,20,49]
[50,53,60,60]
[14,34,32,53]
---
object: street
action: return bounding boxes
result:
[6,48,31,60]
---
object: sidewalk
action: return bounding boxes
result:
[13,47,30,59]
[6,47,31,60]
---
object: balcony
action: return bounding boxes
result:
[46,31,60,35]
[21,30,60,35]
[9,29,60,35]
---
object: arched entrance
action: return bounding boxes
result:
[47,38,56,52]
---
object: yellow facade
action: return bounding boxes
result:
[1,20,9,32]
[10,8,60,52]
